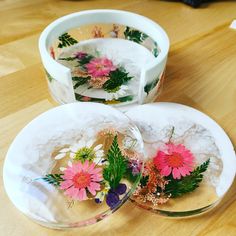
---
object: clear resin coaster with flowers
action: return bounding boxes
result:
[126,102,236,217]
[3,103,145,229]
[39,10,169,106]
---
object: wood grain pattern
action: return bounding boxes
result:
[0,0,236,235]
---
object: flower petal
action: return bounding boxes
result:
[54,153,66,160]
[160,166,172,176]
[87,162,95,172]
[82,160,89,171]
[94,144,102,151]
[60,180,73,190]
[179,167,188,177]
[59,148,70,153]
[89,167,102,175]
[64,186,78,199]
[64,169,76,179]
[86,140,94,148]
[79,188,87,200]
[74,162,83,172]
[88,182,101,195]
[77,188,86,201]
[172,168,181,179]
[95,150,104,159]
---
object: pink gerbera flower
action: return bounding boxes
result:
[153,143,194,179]
[60,160,102,200]
[86,57,116,77]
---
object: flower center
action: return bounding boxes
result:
[166,152,183,168]
[96,64,104,70]
[75,147,95,162]
[72,171,91,189]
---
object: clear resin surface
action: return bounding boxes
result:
[3,103,145,228]
[126,103,236,217]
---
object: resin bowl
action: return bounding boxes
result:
[38,9,169,107]
[126,103,236,217]
[3,103,145,229]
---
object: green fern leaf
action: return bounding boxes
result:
[72,76,90,89]
[58,33,78,48]
[103,135,127,189]
[124,27,148,44]
[164,159,210,198]
[144,77,160,94]
[42,174,64,187]
[103,68,133,92]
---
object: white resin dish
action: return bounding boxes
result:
[3,102,145,229]
[126,102,236,217]
[57,38,155,102]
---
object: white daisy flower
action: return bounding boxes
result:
[55,139,105,165]
[105,85,129,101]
[70,139,94,153]
[70,139,104,162]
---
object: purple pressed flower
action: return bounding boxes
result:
[129,159,142,175]
[106,191,120,209]
[74,51,87,59]
[114,183,127,195]
[95,198,102,204]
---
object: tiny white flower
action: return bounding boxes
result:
[105,85,129,101]
[95,181,110,202]
[60,167,67,172]
[123,136,136,149]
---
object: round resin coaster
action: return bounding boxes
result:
[3,103,145,229]
[126,102,236,217]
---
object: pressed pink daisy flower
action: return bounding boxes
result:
[153,143,194,179]
[86,58,116,78]
[88,76,109,88]
[60,160,102,200]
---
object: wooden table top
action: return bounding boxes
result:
[1,0,236,235]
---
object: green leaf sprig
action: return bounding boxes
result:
[103,68,133,93]
[103,135,127,189]
[164,159,210,198]
[42,174,64,187]
[72,76,91,89]
[124,27,148,44]
[58,33,78,48]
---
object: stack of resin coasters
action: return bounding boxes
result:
[38,10,169,106]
